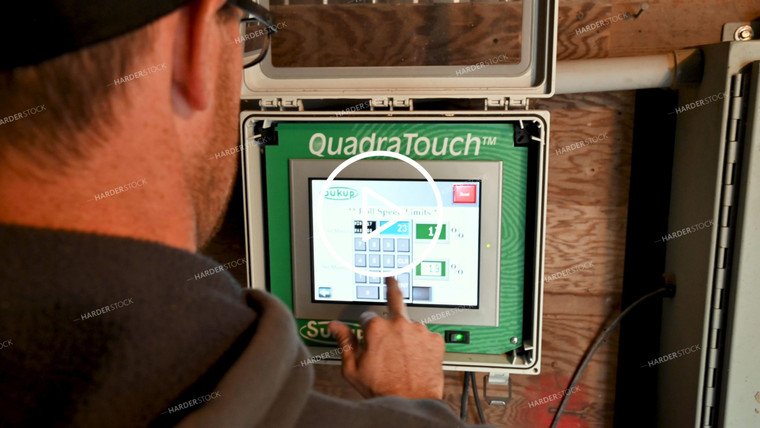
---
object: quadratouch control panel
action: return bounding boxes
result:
[310,179,481,307]
[240,0,552,374]
[242,118,546,368]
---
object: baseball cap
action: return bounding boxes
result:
[1,0,193,70]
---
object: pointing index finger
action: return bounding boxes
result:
[385,276,409,320]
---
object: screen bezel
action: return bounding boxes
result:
[290,159,502,327]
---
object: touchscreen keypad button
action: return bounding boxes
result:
[357,286,379,300]
[368,254,381,268]
[354,238,367,251]
[397,239,410,252]
[397,273,410,284]
[354,254,366,267]
[382,238,394,252]
[397,255,410,268]
[368,238,381,252]
[369,272,381,284]
[384,284,410,299]
[355,273,367,283]
[382,254,395,268]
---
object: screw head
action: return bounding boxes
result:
[734,25,753,41]
[510,336,519,344]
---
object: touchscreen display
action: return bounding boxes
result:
[310,179,481,307]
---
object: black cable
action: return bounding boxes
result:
[469,372,487,425]
[550,287,668,428]
[460,371,470,421]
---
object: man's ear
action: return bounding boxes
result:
[172,0,224,111]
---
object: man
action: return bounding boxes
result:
[0,1,473,426]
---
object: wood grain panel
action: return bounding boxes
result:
[269,3,522,67]
[557,2,612,60]
[610,0,760,57]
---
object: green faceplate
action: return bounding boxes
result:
[263,121,527,355]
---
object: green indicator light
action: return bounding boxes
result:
[445,331,469,344]
[486,244,491,248]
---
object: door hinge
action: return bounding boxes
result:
[486,97,530,110]
[258,97,303,111]
[701,71,745,427]
[370,97,413,110]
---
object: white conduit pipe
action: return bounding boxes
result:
[554,49,702,94]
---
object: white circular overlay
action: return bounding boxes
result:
[315,151,444,278]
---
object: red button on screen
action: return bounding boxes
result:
[453,184,477,203]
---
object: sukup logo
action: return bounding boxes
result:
[325,187,358,200]
[299,320,364,345]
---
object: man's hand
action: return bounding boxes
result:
[328,277,446,400]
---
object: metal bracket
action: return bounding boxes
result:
[721,22,757,42]
[483,372,513,406]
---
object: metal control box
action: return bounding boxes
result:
[239,0,556,376]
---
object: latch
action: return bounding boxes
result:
[483,372,513,406]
